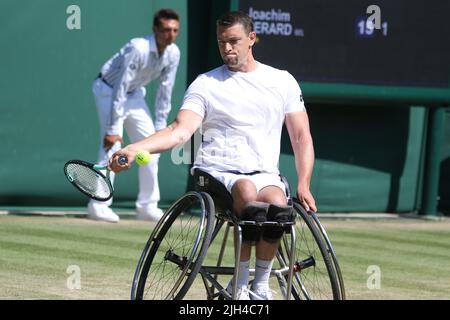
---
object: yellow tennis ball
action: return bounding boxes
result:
[135,150,151,166]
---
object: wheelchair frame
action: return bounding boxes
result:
[130,172,345,300]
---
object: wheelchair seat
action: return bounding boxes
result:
[193,168,295,226]
[193,169,234,216]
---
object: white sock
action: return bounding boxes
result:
[253,258,273,289]
[236,259,250,288]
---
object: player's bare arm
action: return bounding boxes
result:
[109,109,202,172]
[285,111,317,212]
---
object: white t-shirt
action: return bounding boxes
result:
[181,62,306,174]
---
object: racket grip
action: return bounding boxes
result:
[118,155,128,165]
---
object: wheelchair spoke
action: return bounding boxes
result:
[291,202,341,300]
[132,192,215,300]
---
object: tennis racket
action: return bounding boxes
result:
[63,156,127,201]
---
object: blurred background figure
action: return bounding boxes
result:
[88,8,181,223]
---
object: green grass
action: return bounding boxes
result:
[0,215,449,299]
[321,219,450,299]
[0,215,151,299]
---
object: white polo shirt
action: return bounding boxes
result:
[181,62,306,174]
[100,34,180,134]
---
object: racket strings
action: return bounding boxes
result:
[65,163,111,200]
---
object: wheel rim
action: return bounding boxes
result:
[135,193,210,300]
[280,203,340,300]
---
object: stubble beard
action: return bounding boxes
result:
[223,55,239,68]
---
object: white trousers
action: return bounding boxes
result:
[89,78,160,210]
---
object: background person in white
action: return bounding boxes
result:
[109,11,316,299]
[88,9,180,223]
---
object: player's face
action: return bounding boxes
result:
[217,23,256,71]
[154,18,180,49]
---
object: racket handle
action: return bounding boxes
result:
[118,155,128,165]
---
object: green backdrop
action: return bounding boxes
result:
[438,110,450,215]
[279,105,427,212]
[0,0,190,208]
[0,0,448,214]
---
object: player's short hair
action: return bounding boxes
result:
[216,11,254,34]
[153,8,179,27]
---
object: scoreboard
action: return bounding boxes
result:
[237,0,450,103]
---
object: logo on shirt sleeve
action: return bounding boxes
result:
[299,94,304,102]
[129,63,137,70]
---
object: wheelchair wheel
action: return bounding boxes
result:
[131,191,216,300]
[310,213,346,299]
[277,200,342,300]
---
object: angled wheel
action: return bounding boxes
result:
[277,200,342,300]
[310,212,346,299]
[131,192,216,300]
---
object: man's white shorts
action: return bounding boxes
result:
[204,170,287,195]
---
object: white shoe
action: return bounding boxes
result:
[136,206,164,221]
[249,285,274,300]
[87,203,120,223]
[226,281,250,300]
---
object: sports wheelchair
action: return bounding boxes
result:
[130,169,345,300]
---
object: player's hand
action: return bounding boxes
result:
[103,134,123,151]
[297,186,317,214]
[108,145,137,173]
